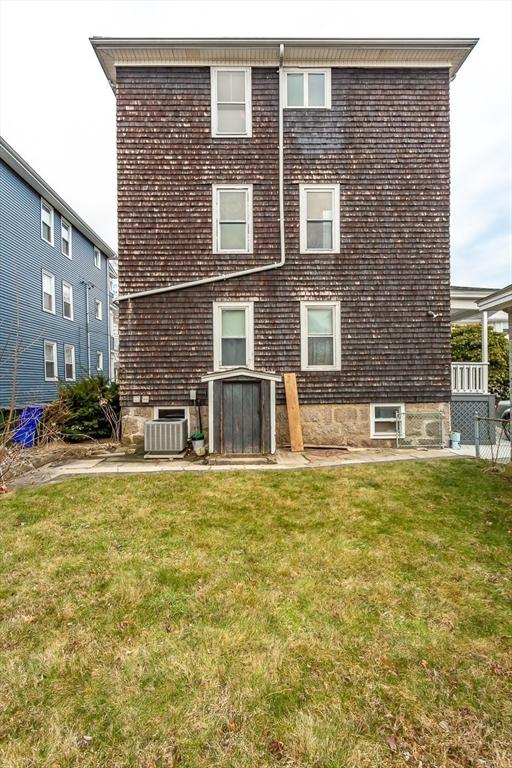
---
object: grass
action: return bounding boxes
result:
[0,460,511,768]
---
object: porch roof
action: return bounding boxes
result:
[201,368,281,383]
[477,284,512,313]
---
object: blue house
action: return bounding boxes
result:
[0,137,117,410]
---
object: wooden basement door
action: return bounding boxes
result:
[221,380,261,454]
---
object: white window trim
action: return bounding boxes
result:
[299,183,340,254]
[94,247,102,269]
[64,344,76,381]
[44,340,58,382]
[211,67,252,138]
[62,281,74,321]
[61,218,72,259]
[212,184,253,254]
[95,299,103,320]
[96,351,104,371]
[370,403,405,439]
[41,198,54,245]
[300,300,341,372]
[42,270,56,315]
[213,301,254,371]
[284,68,331,109]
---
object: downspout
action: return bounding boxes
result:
[118,43,286,303]
[106,263,111,381]
[83,281,92,375]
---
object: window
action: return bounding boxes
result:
[61,219,72,258]
[211,67,252,137]
[213,302,254,370]
[300,301,341,371]
[95,299,103,320]
[96,351,103,371]
[213,185,252,253]
[42,270,56,314]
[285,69,331,109]
[370,404,405,439]
[41,199,54,244]
[154,407,188,422]
[62,281,74,320]
[94,247,101,269]
[299,184,340,253]
[44,340,58,381]
[64,344,76,381]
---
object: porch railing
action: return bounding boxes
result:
[451,362,488,394]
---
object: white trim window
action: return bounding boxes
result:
[213,184,253,254]
[285,69,331,109]
[300,301,341,371]
[370,404,405,439]
[42,270,56,314]
[96,351,104,372]
[94,247,102,269]
[95,299,103,320]
[41,199,54,245]
[62,281,74,320]
[213,301,254,370]
[299,184,340,254]
[44,340,58,381]
[64,344,76,381]
[61,218,72,258]
[211,67,252,137]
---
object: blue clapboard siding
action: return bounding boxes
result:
[0,161,111,408]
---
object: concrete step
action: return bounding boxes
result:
[208,455,275,466]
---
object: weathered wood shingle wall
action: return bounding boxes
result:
[116,66,451,406]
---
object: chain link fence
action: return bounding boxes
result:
[475,417,511,465]
[396,411,445,448]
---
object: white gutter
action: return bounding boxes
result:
[119,43,286,302]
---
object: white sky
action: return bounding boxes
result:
[1,0,511,287]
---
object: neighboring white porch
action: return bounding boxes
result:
[450,285,510,394]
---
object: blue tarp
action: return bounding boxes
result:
[12,405,45,448]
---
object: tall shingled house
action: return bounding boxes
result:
[91,37,477,453]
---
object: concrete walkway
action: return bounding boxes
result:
[11,445,474,489]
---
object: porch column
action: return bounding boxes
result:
[481,310,489,393]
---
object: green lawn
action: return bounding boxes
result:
[1,461,511,767]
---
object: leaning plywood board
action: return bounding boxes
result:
[284,373,304,452]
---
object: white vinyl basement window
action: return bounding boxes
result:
[213,302,254,370]
[299,184,340,253]
[300,301,341,371]
[370,404,405,439]
[41,199,54,245]
[285,69,331,108]
[64,344,76,381]
[61,219,72,258]
[211,67,252,137]
[44,340,58,381]
[62,281,74,320]
[213,185,253,253]
[42,270,56,314]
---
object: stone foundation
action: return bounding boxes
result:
[122,402,450,449]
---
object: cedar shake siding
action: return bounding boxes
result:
[116,66,451,409]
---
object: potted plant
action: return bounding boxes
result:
[191,430,205,455]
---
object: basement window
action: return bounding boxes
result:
[211,67,252,137]
[370,404,405,439]
[285,69,331,108]
[154,407,187,422]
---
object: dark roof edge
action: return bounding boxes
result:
[0,136,117,260]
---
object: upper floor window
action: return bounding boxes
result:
[213,185,253,254]
[44,340,58,381]
[61,219,72,258]
[300,301,341,371]
[94,247,102,269]
[285,69,331,109]
[62,281,74,320]
[299,184,340,254]
[96,351,104,372]
[211,67,252,138]
[95,299,103,320]
[64,344,76,381]
[42,270,56,314]
[41,199,54,245]
[213,302,254,370]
